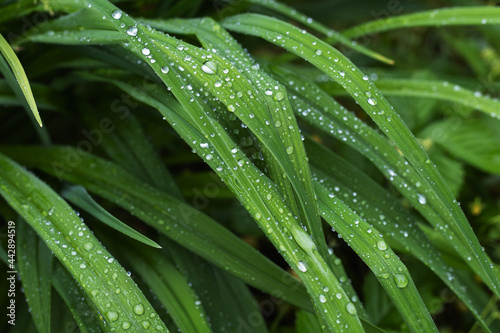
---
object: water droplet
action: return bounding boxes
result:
[142,321,151,329]
[122,321,131,329]
[161,66,169,74]
[378,272,390,279]
[111,10,122,19]
[315,49,323,56]
[286,146,294,154]
[142,48,150,55]
[393,273,408,288]
[367,97,377,106]
[84,242,94,251]
[126,26,138,36]
[274,120,281,127]
[297,261,307,272]
[108,312,119,322]
[346,302,357,314]
[134,304,145,315]
[214,81,222,88]
[417,194,426,204]
[274,91,285,101]
[319,294,327,303]
[377,240,387,251]
[200,61,217,75]
[80,263,86,269]
[227,105,236,112]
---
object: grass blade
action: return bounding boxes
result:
[0,152,169,332]
[0,33,42,126]
[323,78,500,119]
[244,0,394,64]
[61,184,161,248]
[343,7,500,39]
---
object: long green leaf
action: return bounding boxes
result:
[61,184,161,248]
[0,33,42,126]
[243,0,394,64]
[323,78,500,120]
[0,152,168,332]
[343,7,500,38]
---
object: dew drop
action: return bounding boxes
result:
[161,66,169,74]
[274,91,285,101]
[122,321,131,330]
[111,10,122,19]
[346,302,357,315]
[297,261,307,272]
[134,304,145,315]
[377,240,387,251]
[286,146,294,154]
[393,273,409,288]
[367,97,377,106]
[142,321,151,329]
[126,26,138,36]
[142,48,150,56]
[319,294,327,303]
[227,105,236,112]
[84,242,94,251]
[201,60,218,74]
[417,194,426,204]
[315,49,323,56]
[108,312,119,322]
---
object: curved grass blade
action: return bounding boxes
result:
[0,152,169,332]
[343,7,500,38]
[312,178,436,332]
[222,13,500,299]
[0,33,42,126]
[243,0,394,64]
[324,78,500,120]
[61,184,161,248]
[17,218,53,333]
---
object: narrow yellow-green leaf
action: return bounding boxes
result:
[0,33,42,126]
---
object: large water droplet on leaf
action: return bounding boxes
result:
[393,273,409,288]
[201,61,218,74]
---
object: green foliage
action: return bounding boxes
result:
[0,0,499,332]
